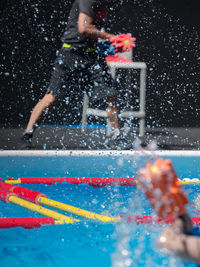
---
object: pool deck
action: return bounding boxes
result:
[0,126,199,150]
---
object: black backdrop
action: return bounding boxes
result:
[1,0,200,128]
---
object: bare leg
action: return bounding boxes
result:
[106,95,120,138]
[25,93,56,134]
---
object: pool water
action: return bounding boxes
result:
[0,151,200,267]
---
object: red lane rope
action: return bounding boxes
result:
[0,217,55,229]
[0,182,16,202]
[14,177,137,187]
[1,215,199,228]
[0,181,46,204]
[119,215,200,225]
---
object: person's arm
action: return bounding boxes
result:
[158,216,200,264]
[78,12,115,41]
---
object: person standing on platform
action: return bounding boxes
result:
[19,0,123,149]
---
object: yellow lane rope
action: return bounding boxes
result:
[38,196,119,223]
[8,196,79,224]
[5,180,21,185]
[181,180,200,185]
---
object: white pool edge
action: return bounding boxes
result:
[0,150,200,157]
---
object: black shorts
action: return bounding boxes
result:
[47,47,118,100]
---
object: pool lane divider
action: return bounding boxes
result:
[1,182,199,228]
[0,182,118,223]
[1,214,200,229]
[4,177,200,186]
[5,177,137,187]
[37,196,118,223]
[8,196,78,224]
[119,215,200,225]
[0,217,55,229]
[0,182,78,224]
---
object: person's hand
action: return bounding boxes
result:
[108,34,117,42]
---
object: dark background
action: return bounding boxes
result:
[1,0,200,128]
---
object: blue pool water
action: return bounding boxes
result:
[0,151,200,267]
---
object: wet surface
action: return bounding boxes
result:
[0,126,199,150]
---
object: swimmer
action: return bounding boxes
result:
[138,158,200,264]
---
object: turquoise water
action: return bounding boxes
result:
[0,152,199,267]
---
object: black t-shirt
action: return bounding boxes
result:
[61,0,113,48]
